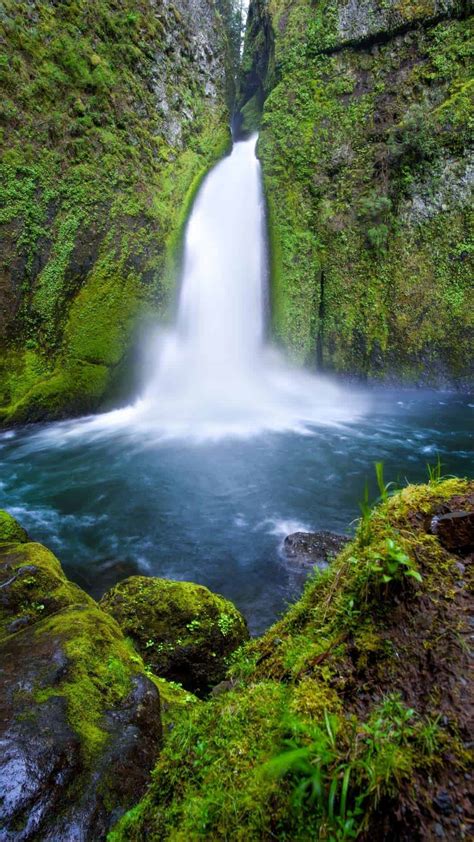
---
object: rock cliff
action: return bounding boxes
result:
[0,0,235,424]
[240,0,473,387]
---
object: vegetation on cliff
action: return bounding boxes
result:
[0,0,235,424]
[240,0,473,386]
[109,477,473,841]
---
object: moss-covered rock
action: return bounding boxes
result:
[0,517,162,840]
[240,0,473,387]
[0,510,28,543]
[0,0,236,424]
[109,478,474,841]
[0,538,94,638]
[100,575,249,695]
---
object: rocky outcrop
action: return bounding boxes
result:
[0,512,161,840]
[283,530,350,568]
[240,0,473,387]
[100,575,249,695]
[0,0,235,425]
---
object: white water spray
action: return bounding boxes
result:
[33,135,367,447]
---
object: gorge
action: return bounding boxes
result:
[0,0,472,840]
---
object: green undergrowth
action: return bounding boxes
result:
[109,476,472,840]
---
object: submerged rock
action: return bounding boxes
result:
[283,530,349,568]
[0,512,161,841]
[100,576,249,695]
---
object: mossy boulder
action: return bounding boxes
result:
[0,517,161,840]
[0,536,94,638]
[100,576,249,695]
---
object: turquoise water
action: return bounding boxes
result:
[1,389,471,633]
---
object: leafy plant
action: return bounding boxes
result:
[186,618,201,632]
[264,713,364,840]
[366,538,422,587]
[426,455,455,485]
[374,462,397,503]
[217,613,235,637]
[357,463,398,546]
[426,454,443,484]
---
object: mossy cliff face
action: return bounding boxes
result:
[241,0,473,387]
[0,511,162,839]
[109,478,473,840]
[0,0,234,425]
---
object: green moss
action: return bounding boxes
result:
[0,539,94,638]
[249,4,474,384]
[109,682,290,841]
[240,93,262,134]
[100,576,249,695]
[0,510,28,544]
[0,0,232,423]
[35,605,145,760]
[151,676,201,734]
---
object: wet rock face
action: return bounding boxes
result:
[149,0,227,148]
[0,512,161,841]
[431,511,474,552]
[336,0,460,45]
[100,576,250,696]
[283,531,350,569]
[0,620,161,841]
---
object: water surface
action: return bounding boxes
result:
[1,391,471,634]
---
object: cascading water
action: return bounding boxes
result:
[67,134,366,442]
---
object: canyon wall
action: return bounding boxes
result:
[241,0,473,387]
[0,0,235,423]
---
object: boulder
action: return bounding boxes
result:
[283,530,349,569]
[100,576,249,695]
[0,512,161,841]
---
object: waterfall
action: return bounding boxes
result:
[37,134,367,446]
[142,135,267,415]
